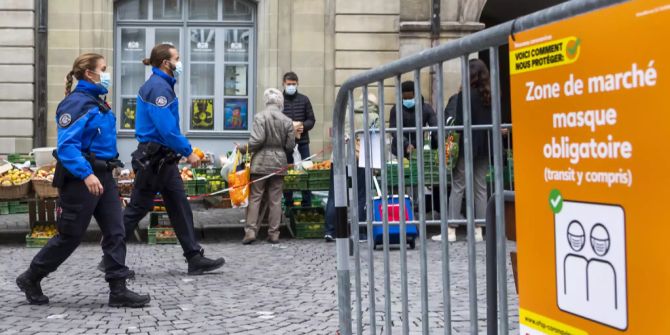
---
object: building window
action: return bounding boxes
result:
[115,0,255,135]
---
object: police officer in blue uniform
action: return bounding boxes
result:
[119,44,225,275]
[16,53,150,308]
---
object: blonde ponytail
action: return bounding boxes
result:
[65,53,105,96]
[64,70,75,96]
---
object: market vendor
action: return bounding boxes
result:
[16,53,150,308]
[101,44,225,276]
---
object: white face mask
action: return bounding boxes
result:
[285,84,297,95]
[172,61,183,78]
[98,72,112,89]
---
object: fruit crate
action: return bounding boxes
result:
[183,179,207,196]
[283,173,308,191]
[147,227,178,244]
[305,169,330,191]
[9,201,29,214]
[0,201,9,215]
[290,207,325,239]
[7,153,34,165]
[25,223,57,248]
[307,178,330,191]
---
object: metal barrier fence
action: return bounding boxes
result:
[331,0,625,334]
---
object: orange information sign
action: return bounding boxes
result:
[510,1,670,334]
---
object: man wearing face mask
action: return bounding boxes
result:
[389,81,439,158]
[97,44,225,276]
[282,71,316,208]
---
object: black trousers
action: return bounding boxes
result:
[284,142,312,207]
[30,170,130,281]
[124,162,201,259]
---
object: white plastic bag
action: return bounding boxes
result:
[292,145,304,171]
[220,152,235,182]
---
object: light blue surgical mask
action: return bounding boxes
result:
[98,72,112,90]
[402,99,415,109]
[285,85,297,95]
[172,61,183,78]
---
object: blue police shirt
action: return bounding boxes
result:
[135,67,192,157]
[56,80,117,180]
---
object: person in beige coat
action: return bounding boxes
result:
[243,88,296,244]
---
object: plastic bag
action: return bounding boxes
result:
[292,145,304,171]
[228,147,250,208]
[220,152,234,182]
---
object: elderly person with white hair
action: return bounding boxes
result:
[242,88,296,245]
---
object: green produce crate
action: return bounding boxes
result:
[290,207,325,239]
[7,153,34,165]
[147,227,178,244]
[283,173,308,191]
[307,178,330,191]
[183,179,207,196]
[306,169,330,180]
[294,223,324,239]
[25,222,57,248]
[9,201,29,214]
[0,202,9,215]
[26,234,50,248]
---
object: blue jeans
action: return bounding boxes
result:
[325,164,367,237]
[284,142,312,207]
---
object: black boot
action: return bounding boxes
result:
[16,269,49,305]
[108,279,150,308]
[98,258,136,279]
[187,251,225,276]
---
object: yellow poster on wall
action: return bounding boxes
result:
[509,0,669,334]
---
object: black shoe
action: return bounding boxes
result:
[98,258,136,280]
[108,279,150,308]
[16,269,49,305]
[324,234,335,242]
[187,252,225,276]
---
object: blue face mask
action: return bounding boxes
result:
[402,99,415,109]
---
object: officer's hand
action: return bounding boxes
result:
[187,153,201,167]
[84,174,104,197]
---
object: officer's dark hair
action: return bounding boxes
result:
[143,44,176,68]
[283,72,299,83]
[65,53,104,96]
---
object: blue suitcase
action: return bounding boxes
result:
[372,195,418,250]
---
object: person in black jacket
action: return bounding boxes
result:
[443,59,492,242]
[389,81,439,158]
[282,71,316,208]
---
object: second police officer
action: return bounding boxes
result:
[16,53,150,307]
[98,44,225,275]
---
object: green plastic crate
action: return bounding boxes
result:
[283,173,308,191]
[307,178,330,191]
[147,227,178,244]
[0,202,9,215]
[9,201,29,214]
[183,179,207,196]
[7,153,34,165]
[290,207,325,239]
[26,234,50,248]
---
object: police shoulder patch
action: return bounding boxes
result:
[155,96,168,107]
[58,113,72,127]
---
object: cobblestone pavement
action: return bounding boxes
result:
[0,238,518,334]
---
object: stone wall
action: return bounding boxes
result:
[0,0,35,154]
